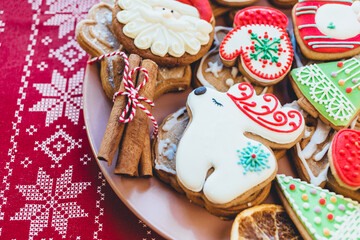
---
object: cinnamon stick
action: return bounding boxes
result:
[97,54,142,165]
[139,126,153,177]
[114,59,158,176]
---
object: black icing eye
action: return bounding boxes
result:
[212,98,223,107]
[171,10,174,13]
[162,7,165,10]
[194,87,206,95]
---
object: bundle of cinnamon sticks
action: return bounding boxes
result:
[97,54,158,177]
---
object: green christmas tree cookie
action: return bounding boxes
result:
[276,174,360,240]
[291,58,360,129]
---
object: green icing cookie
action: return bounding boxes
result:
[291,58,360,127]
[276,174,360,240]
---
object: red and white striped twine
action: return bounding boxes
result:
[88,51,158,137]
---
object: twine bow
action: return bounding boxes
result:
[88,51,158,136]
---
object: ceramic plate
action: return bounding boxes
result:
[82,61,299,239]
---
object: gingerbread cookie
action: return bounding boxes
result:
[276,174,360,240]
[175,83,304,217]
[270,0,298,8]
[290,58,360,130]
[194,26,273,94]
[76,1,193,100]
[112,0,215,66]
[326,129,360,202]
[211,0,257,8]
[287,101,334,187]
[292,0,360,61]
[153,107,288,199]
[220,7,294,86]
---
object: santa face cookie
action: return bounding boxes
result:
[176,83,305,207]
[293,0,360,60]
[76,1,193,99]
[113,0,215,66]
[276,175,360,240]
[291,58,360,130]
[220,7,294,86]
[194,26,273,94]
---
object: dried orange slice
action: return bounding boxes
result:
[231,204,301,240]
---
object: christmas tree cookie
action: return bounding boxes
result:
[276,174,360,240]
[290,58,360,130]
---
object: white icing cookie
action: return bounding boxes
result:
[176,83,305,204]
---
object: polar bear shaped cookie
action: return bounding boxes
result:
[176,83,305,215]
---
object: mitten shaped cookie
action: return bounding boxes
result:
[293,0,360,60]
[176,83,304,216]
[194,26,273,94]
[113,0,215,66]
[220,7,293,86]
[276,175,360,240]
[290,58,360,130]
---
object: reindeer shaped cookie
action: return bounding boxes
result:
[176,83,305,205]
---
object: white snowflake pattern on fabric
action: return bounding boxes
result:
[10,166,91,239]
[43,0,98,38]
[34,128,82,166]
[0,10,4,33]
[29,68,84,126]
[49,37,86,71]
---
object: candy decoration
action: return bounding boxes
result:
[329,129,360,189]
[291,58,360,128]
[276,175,360,240]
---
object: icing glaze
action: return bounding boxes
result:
[330,129,360,189]
[291,58,360,127]
[155,107,189,174]
[116,0,213,57]
[220,24,293,84]
[276,175,360,240]
[294,0,360,53]
[176,83,304,204]
[233,7,288,29]
[302,120,332,159]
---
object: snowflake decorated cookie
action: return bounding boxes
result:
[293,0,360,60]
[276,174,360,240]
[194,26,272,94]
[175,83,304,217]
[219,7,294,86]
[112,0,215,66]
[291,58,360,130]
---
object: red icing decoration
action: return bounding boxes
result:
[233,7,288,29]
[331,129,360,188]
[337,62,344,67]
[294,1,360,53]
[227,83,303,133]
[177,0,212,22]
[219,26,294,81]
[251,154,256,158]
[289,184,296,190]
[346,87,352,93]
[319,198,326,205]
[327,213,334,220]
